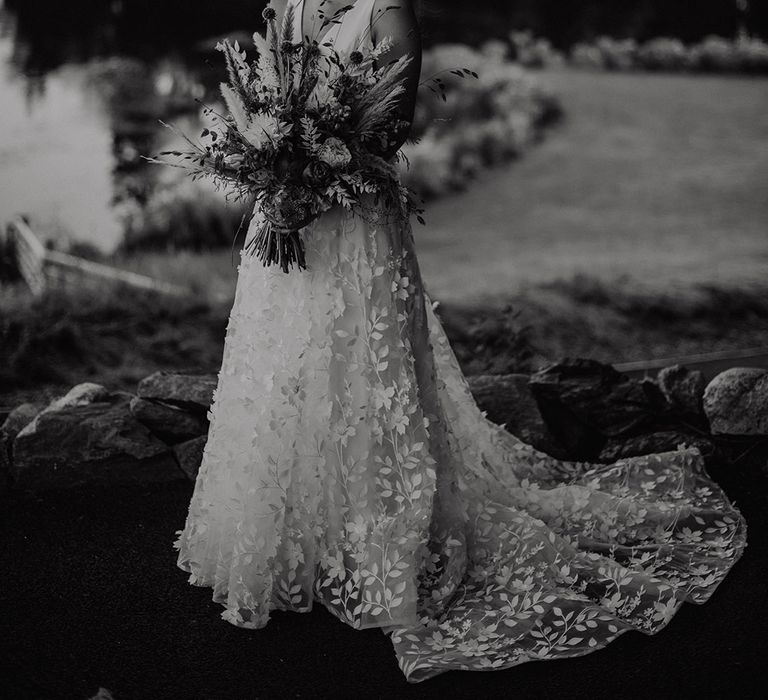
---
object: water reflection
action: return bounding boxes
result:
[0,0,241,254]
[0,51,121,249]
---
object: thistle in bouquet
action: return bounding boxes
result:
[146,2,478,274]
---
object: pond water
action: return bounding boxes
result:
[0,1,232,253]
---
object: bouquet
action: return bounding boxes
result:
[148,2,477,273]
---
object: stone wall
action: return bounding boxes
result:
[1,362,766,495]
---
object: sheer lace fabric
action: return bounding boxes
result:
[173,0,747,682]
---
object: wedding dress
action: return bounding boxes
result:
[173,0,747,682]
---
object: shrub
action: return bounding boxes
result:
[570,43,605,70]
[400,44,561,200]
[689,34,768,73]
[736,35,768,73]
[689,35,738,72]
[509,31,565,69]
[595,37,639,71]
[399,133,456,199]
[637,37,691,71]
[567,33,768,74]
[114,176,252,254]
[480,39,509,63]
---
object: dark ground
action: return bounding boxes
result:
[1,447,767,700]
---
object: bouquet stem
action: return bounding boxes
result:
[244,220,307,273]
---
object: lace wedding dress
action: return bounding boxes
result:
[173,0,747,682]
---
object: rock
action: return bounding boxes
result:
[18,383,111,438]
[468,374,568,458]
[704,367,768,435]
[129,397,207,444]
[0,441,9,495]
[172,434,208,481]
[1,402,42,441]
[657,364,705,416]
[529,358,662,459]
[599,430,715,463]
[0,443,9,495]
[137,371,218,415]
[47,382,110,410]
[11,393,184,492]
[1,403,43,495]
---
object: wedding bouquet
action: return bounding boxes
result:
[150,3,431,273]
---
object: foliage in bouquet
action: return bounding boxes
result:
[148,2,452,273]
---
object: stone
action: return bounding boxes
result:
[47,382,110,410]
[704,367,768,435]
[1,402,43,495]
[1,402,42,441]
[657,364,706,416]
[172,434,208,481]
[468,374,568,458]
[0,438,10,496]
[11,393,184,492]
[599,430,715,463]
[129,397,207,444]
[137,371,218,415]
[18,383,111,438]
[529,358,662,459]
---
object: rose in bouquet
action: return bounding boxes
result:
[148,2,476,274]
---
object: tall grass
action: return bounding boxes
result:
[0,282,229,407]
[4,270,768,410]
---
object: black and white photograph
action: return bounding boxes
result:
[1,1,766,698]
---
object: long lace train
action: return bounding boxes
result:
[173,196,747,682]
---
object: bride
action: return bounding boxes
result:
[173,0,747,683]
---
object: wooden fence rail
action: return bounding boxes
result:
[3,218,191,298]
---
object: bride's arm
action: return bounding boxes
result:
[370,0,423,161]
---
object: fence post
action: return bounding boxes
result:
[3,217,193,299]
[5,218,46,295]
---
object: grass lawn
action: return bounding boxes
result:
[112,68,768,307]
[414,68,768,304]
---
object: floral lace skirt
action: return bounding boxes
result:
[173,198,747,682]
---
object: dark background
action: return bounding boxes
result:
[6,0,767,75]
